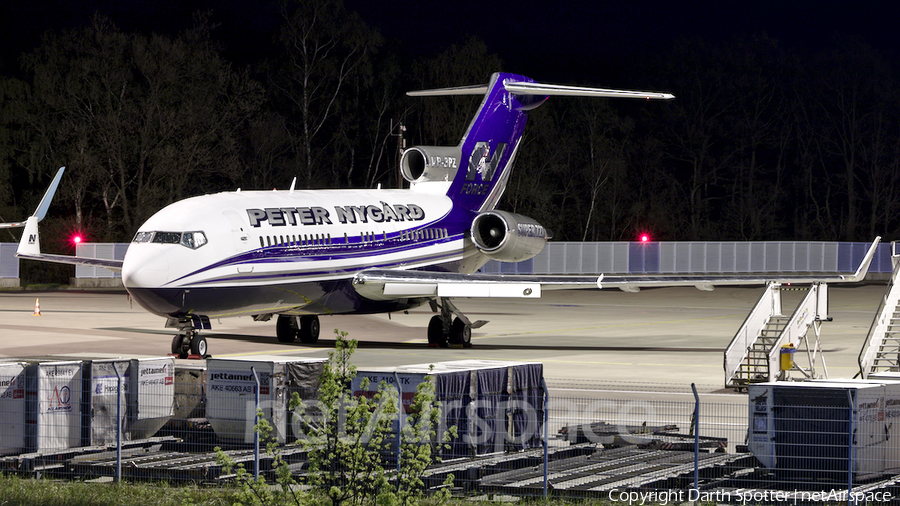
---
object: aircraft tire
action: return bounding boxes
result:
[190,334,207,357]
[171,334,186,356]
[450,318,471,347]
[299,315,320,344]
[276,315,298,343]
[428,315,449,347]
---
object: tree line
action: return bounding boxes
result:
[0,0,898,247]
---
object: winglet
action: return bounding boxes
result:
[34,167,65,221]
[0,167,65,229]
[16,167,65,256]
[845,236,881,281]
[18,216,40,256]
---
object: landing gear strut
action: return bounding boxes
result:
[168,316,209,359]
[426,298,482,348]
[276,315,320,344]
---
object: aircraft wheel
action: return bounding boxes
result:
[299,315,320,344]
[276,315,298,343]
[427,315,448,347]
[189,334,207,357]
[450,318,471,347]
[171,334,186,357]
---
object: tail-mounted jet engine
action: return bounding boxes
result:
[470,210,550,262]
[401,146,462,183]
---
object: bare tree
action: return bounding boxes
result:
[408,37,503,146]
[272,0,382,187]
[19,15,265,239]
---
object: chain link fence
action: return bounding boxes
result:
[1,357,899,503]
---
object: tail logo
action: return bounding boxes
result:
[28,234,36,245]
[465,141,506,183]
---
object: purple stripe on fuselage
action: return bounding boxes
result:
[164,234,468,287]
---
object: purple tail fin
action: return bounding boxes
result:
[403,73,674,212]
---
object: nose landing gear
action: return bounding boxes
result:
[171,331,207,358]
[168,315,210,359]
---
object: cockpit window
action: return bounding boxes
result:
[134,231,208,249]
[132,231,153,243]
[181,231,208,249]
[152,232,182,244]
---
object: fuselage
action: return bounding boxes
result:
[122,72,540,321]
[122,187,489,319]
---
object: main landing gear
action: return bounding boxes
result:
[276,315,321,344]
[426,297,485,348]
[168,316,210,359]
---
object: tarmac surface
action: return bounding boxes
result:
[0,283,885,397]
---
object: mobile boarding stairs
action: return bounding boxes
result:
[859,242,900,379]
[725,281,831,389]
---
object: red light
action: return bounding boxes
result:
[640,235,649,242]
[62,224,89,252]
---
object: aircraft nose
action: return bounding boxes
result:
[122,246,169,289]
[122,246,185,316]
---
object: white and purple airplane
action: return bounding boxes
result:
[3,73,879,357]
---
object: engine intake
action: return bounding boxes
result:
[400,146,462,183]
[471,211,550,262]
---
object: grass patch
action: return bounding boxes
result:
[0,474,638,506]
[0,475,241,506]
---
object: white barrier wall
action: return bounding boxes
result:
[483,241,890,275]
[74,243,129,279]
[0,241,891,280]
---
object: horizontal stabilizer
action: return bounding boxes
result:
[504,81,674,100]
[408,79,674,100]
[407,84,489,96]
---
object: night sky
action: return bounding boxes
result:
[1,1,897,82]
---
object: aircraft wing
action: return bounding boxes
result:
[15,246,124,272]
[352,237,880,299]
[11,167,124,273]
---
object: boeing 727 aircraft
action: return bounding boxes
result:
[4,73,880,357]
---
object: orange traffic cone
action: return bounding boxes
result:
[32,298,42,316]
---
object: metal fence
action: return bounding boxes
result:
[481,241,894,275]
[0,240,892,282]
[73,243,129,279]
[2,357,899,502]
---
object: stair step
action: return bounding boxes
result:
[862,298,900,376]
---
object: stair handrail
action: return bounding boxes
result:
[766,284,821,381]
[858,244,900,378]
[724,281,780,385]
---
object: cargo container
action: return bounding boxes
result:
[353,360,545,458]
[172,361,206,420]
[83,358,130,445]
[0,362,26,455]
[206,356,325,443]
[748,380,900,480]
[25,360,83,451]
[128,357,175,439]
